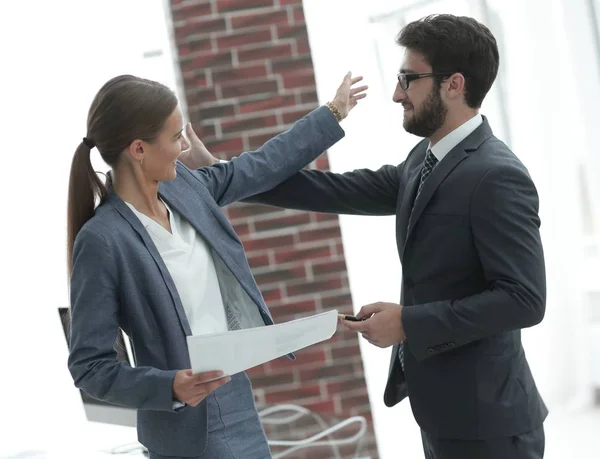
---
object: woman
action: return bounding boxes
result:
[67,72,366,459]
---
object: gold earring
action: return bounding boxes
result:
[140,156,144,166]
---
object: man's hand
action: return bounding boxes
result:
[178,122,219,169]
[339,302,406,348]
[172,369,231,407]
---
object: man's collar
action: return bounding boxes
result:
[428,113,483,162]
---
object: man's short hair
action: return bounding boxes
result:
[397,14,500,108]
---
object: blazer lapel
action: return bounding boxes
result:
[159,175,273,324]
[396,165,422,257]
[401,116,494,255]
[108,194,193,336]
[404,147,468,249]
[158,180,214,244]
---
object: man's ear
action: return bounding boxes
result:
[444,72,466,101]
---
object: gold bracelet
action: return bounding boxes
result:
[325,102,343,122]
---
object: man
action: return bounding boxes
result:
[185,14,547,459]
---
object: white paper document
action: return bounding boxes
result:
[186,310,338,376]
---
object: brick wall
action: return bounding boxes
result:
[168,1,379,457]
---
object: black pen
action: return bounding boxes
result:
[338,313,367,322]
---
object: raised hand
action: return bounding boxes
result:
[330,72,369,120]
[178,122,219,169]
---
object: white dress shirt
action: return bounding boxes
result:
[428,113,483,162]
[125,199,229,336]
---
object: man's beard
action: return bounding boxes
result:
[403,86,447,138]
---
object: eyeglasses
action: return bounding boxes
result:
[397,72,455,90]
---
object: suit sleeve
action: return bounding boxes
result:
[68,229,179,411]
[242,165,401,216]
[187,106,344,207]
[402,164,546,361]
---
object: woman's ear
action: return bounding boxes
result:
[126,139,145,164]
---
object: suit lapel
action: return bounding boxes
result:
[397,164,422,256]
[109,194,193,336]
[400,115,496,255]
[401,147,468,260]
[158,180,214,246]
[159,172,273,324]
[404,147,468,244]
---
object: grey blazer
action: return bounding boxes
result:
[248,117,548,440]
[67,106,344,457]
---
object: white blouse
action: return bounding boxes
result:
[125,199,228,336]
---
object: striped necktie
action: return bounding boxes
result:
[416,148,439,200]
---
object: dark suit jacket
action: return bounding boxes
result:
[67,107,344,456]
[248,117,548,440]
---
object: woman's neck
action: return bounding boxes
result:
[111,165,163,218]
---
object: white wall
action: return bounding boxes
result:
[303,0,600,457]
[0,0,179,454]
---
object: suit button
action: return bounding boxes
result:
[448,342,456,348]
[441,344,448,350]
[433,345,441,351]
[427,348,434,353]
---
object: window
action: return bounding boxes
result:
[368,0,511,145]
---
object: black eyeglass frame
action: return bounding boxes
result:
[396,72,456,90]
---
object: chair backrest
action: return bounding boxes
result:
[257,403,369,459]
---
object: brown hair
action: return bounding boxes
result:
[67,75,178,274]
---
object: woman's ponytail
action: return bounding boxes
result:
[66,140,107,275]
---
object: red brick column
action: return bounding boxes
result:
[169,1,379,457]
